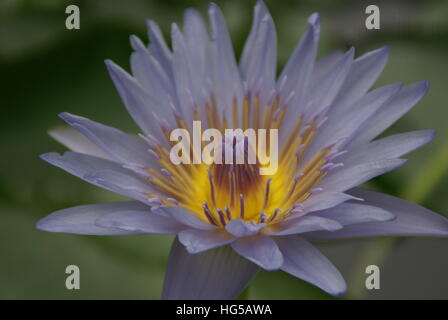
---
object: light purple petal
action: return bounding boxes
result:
[225,219,266,237]
[152,206,216,230]
[105,59,168,145]
[171,22,212,126]
[239,0,277,101]
[178,229,236,254]
[146,19,173,78]
[278,12,319,101]
[231,235,283,271]
[129,35,178,126]
[84,169,156,202]
[263,215,342,236]
[341,130,435,167]
[275,235,346,296]
[183,8,209,81]
[313,202,395,226]
[301,191,362,214]
[36,201,149,235]
[307,188,448,240]
[96,210,185,234]
[171,9,211,119]
[305,82,402,163]
[278,13,320,144]
[331,46,389,114]
[306,47,354,118]
[162,237,259,299]
[349,81,430,147]
[311,49,344,86]
[208,3,243,126]
[59,112,156,167]
[40,152,156,202]
[48,126,110,160]
[321,158,407,193]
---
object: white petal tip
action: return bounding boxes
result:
[329,286,347,297]
[40,152,58,162]
[308,12,320,26]
[104,59,121,76]
[419,80,430,93]
[129,35,146,52]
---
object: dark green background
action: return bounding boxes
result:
[1,0,448,299]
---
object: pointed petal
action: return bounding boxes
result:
[231,235,283,271]
[170,22,206,125]
[178,229,236,254]
[129,35,178,125]
[48,126,110,160]
[321,158,407,193]
[59,112,156,167]
[331,46,389,114]
[302,192,362,214]
[341,130,435,167]
[311,49,344,86]
[146,19,173,78]
[313,203,395,226]
[307,188,448,240]
[183,8,209,77]
[278,13,320,140]
[174,9,211,116]
[96,209,185,234]
[306,47,354,117]
[208,3,243,125]
[263,215,342,236]
[278,12,320,103]
[40,152,156,202]
[276,236,346,296]
[349,81,430,147]
[240,0,277,98]
[105,59,168,145]
[306,82,402,162]
[152,206,216,230]
[36,201,149,235]
[84,169,155,202]
[162,237,259,299]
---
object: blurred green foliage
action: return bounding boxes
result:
[1,0,448,299]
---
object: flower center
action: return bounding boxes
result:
[143,92,335,226]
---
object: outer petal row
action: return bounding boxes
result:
[307,188,448,240]
[36,201,182,235]
[40,152,158,203]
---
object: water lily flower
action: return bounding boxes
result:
[37,0,448,299]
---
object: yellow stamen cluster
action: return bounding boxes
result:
[144,93,331,227]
